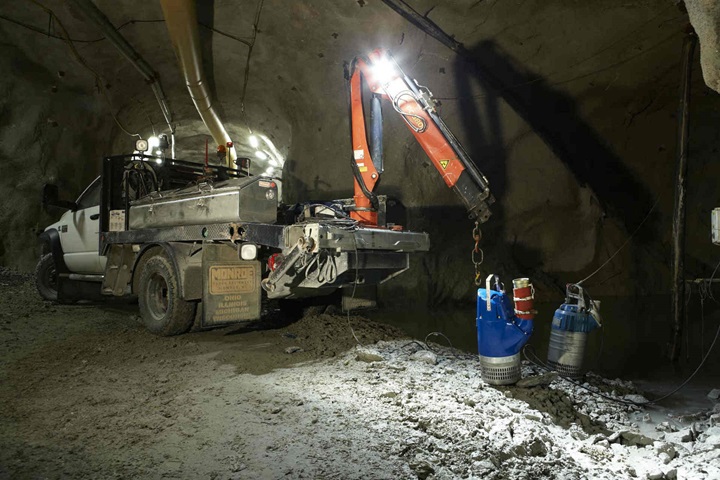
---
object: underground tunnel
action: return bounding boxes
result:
[1,0,720,478]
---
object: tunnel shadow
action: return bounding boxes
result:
[415,46,550,304]
[455,40,656,234]
[284,40,658,305]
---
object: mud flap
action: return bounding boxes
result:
[101,244,135,296]
[201,243,261,327]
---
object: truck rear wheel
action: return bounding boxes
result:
[138,254,195,336]
[35,253,58,301]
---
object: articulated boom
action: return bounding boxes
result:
[347,49,494,226]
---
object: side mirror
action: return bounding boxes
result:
[42,184,77,211]
[42,184,59,206]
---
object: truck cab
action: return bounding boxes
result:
[37,177,108,301]
[44,177,106,275]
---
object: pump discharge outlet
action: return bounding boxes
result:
[476,275,535,385]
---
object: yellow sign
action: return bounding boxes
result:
[439,159,450,170]
[209,265,255,295]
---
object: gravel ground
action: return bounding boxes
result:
[1,270,719,479]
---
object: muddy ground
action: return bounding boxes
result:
[1,269,719,479]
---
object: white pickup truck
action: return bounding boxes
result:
[37,152,429,336]
[37,177,105,301]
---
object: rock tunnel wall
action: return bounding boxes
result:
[0,39,113,269]
[277,1,720,304]
[0,1,719,372]
[267,1,720,371]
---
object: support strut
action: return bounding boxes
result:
[669,28,697,362]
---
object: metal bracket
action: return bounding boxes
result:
[261,237,309,292]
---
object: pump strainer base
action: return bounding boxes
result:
[479,353,521,385]
[547,330,587,379]
[546,359,583,379]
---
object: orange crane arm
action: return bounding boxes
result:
[347,49,494,226]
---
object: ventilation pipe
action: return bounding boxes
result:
[65,0,175,153]
[159,0,237,167]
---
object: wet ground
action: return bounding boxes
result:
[1,269,719,479]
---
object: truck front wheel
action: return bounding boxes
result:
[35,253,58,301]
[138,254,195,336]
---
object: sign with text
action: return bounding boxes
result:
[202,244,261,327]
[209,266,255,295]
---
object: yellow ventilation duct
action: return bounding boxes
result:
[160,0,237,167]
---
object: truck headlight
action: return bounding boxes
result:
[240,243,257,260]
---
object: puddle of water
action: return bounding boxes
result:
[368,294,720,379]
[369,295,720,434]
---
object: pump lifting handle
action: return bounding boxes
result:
[347,49,494,226]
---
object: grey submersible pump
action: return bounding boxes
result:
[547,284,602,378]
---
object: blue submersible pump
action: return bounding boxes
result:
[476,275,535,385]
[547,284,602,378]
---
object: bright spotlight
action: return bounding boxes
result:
[265,167,275,176]
[255,150,268,160]
[249,135,259,148]
[268,159,278,167]
[148,136,160,149]
[371,56,397,85]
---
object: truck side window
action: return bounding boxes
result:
[76,177,102,209]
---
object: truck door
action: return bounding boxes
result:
[59,177,107,274]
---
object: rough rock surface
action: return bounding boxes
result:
[2,275,720,479]
[0,0,717,306]
[686,0,720,93]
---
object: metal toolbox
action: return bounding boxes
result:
[129,177,278,230]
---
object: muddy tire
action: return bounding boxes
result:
[137,254,195,336]
[35,253,58,301]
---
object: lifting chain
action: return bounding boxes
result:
[471,221,484,286]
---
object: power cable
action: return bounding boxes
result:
[706,257,720,303]
[424,331,454,349]
[0,14,252,46]
[240,0,265,113]
[29,0,139,137]
[572,215,720,402]
[577,196,660,286]
[558,4,679,72]
[0,12,100,42]
[202,23,253,47]
[423,331,476,360]
[434,30,683,101]
[522,346,648,407]
[383,0,683,103]
[381,0,684,102]
[523,304,720,408]
[697,257,720,357]
[346,228,363,346]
